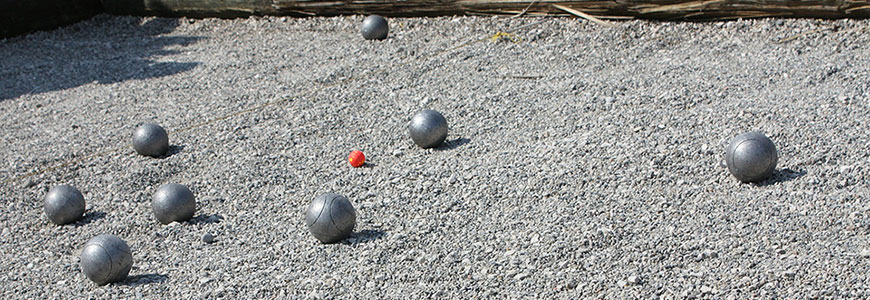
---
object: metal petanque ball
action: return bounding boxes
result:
[80,234,133,285]
[409,109,448,149]
[725,131,778,183]
[44,184,86,225]
[151,183,196,224]
[132,123,170,157]
[361,15,389,40]
[305,193,356,244]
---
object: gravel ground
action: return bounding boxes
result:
[1,14,869,299]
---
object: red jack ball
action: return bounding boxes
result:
[348,150,365,168]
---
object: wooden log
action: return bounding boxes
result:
[101,0,870,19]
[0,0,102,38]
[102,0,279,18]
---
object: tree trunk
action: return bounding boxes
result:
[101,0,870,19]
[0,0,102,38]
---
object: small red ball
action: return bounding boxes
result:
[348,150,365,168]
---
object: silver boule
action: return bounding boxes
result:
[305,193,356,244]
[132,123,169,157]
[361,15,389,40]
[80,234,133,285]
[44,184,86,225]
[409,109,448,149]
[151,183,196,224]
[725,131,778,183]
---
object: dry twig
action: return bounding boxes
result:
[510,0,540,18]
[776,26,836,44]
[552,4,616,27]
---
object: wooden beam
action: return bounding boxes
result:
[101,0,870,19]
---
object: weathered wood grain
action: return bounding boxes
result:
[101,0,870,19]
[3,0,868,38]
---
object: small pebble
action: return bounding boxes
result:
[700,286,715,294]
[23,180,37,188]
[202,233,215,244]
[700,249,718,260]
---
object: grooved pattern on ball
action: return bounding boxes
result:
[80,234,133,285]
[330,199,356,231]
[725,132,778,183]
[305,193,356,244]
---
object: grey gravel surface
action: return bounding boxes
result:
[1,14,869,299]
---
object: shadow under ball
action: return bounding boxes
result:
[81,234,133,285]
[132,123,169,157]
[725,131,778,183]
[409,109,448,149]
[151,183,196,224]
[305,193,356,244]
[44,184,86,225]
[361,15,389,40]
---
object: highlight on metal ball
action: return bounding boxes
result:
[725,131,778,183]
[132,123,170,157]
[305,193,357,244]
[44,184,86,225]
[361,15,389,40]
[80,234,133,285]
[409,109,448,149]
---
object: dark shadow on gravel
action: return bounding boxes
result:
[0,16,202,101]
[156,145,185,159]
[755,168,807,186]
[435,138,471,151]
[188,213,223,224]
[121,273,168,286]
[74,211,106,226]
[345,229,386,244]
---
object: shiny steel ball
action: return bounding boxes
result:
[725,132,778,183]
[305,193,356,244]
[132,123,169,157]
[80,234,133,285]
[44,184,86,225]
[361,15,389,40]
[409,109,448,149]
[151,183,196,224]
